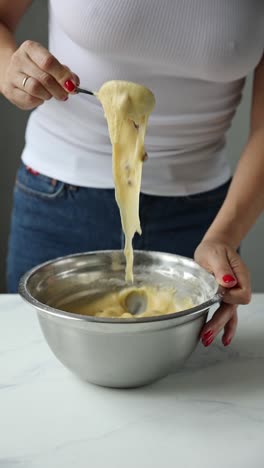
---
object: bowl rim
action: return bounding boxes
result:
[18,250,224,324]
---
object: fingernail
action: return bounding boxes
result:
[63,96,69,101]
[64,80,76,92]
[223,274,236,284]
[223,338,232,347]
[203,336,214,347]
[202,330,213,340]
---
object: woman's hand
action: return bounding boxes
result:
[194,239,251,347]
[2,40,79,109]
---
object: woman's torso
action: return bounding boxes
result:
[22,0,264,195]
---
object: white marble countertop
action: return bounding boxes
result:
[1,294,264,468]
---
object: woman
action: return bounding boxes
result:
[1,1,263,347]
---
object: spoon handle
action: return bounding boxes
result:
[76,87,94,96]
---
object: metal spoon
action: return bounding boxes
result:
[125,290,148,316]
[76,87,94,96]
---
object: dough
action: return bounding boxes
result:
[67,286,193,319]
[89,81,193,319]
[96,81,155,282]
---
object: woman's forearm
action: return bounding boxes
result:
[0,0,33,91]
[204,127,264,248]
[0,22,16,88]
[204,54,264,249]
[0,0,75,111]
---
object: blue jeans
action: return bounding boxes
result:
[7,163,231,292]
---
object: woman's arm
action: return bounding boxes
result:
[195,54,264,347]
[0,0,79,109]
[203,53,264,248]
[0,0,32,86]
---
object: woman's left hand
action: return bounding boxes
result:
[194,240,251,347]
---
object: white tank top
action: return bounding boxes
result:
[21,0,264,195]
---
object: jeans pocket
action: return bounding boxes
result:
[15,163,65,200]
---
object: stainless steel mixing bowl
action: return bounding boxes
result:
[19,250,221,388]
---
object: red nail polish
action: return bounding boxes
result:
[224,338,232,347]
[203,336,214,347]
[223,274,236,284]
[64,80,76,92]
[202,330,213,340]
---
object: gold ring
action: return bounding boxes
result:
[22,75,30,88]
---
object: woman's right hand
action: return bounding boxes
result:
[2,40,79,110]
